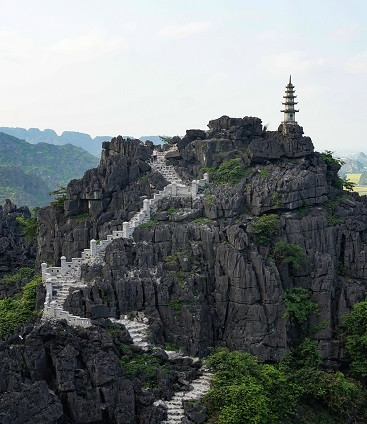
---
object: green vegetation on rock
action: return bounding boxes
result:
[204,158,246,185]
[284,287,318,326]
[120,344,167,388]
[273,242,306,269]
[0,267,34,286]
[0,274,41,339]
[343,297,367,377]
[15,215,38,241]
[205,346,367,424]
[249,214,279,245]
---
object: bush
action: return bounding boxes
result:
[50,186,67,207]
[204,158,246,185]
[206,349,300,424]
[0,267,34,285]
[139,219,159,229]
[320,151,344,167]
[205,347,367,424]
[16,216,38,241]
[0,275,41,339]
[284,287,318,325]
[249,214,279,245]
[273,242,306,269]
[120,349,166,388]
[343,297,367,377]
[73,212,92,222]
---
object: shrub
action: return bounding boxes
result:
[284,287,318,325]
[120,350,166,388]
[204,194,216,205]
[0,275,41,339]
[16,216,38,241]
[139,219,159,229]
[249,214,279,245]
[205,347,367,424]
[258,169,269,178]
[167,207,177,215]
[205,349,299,424]
[343,297,367,377]
[273,242,306,269]
[168,299,182,313]
[73,212,91,222]
[50,186,67,207]
[204,158,246,185]
[0,267,34,285]
[321,151,344,167]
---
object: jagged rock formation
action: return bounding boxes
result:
[0,320,208,424]
[37,115,367,368]
[0,200,36,277]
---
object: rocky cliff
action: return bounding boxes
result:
[0,200,36,277]
[0,320,204,424]
[37,116,367,365]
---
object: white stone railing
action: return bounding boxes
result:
[42,151,209,328]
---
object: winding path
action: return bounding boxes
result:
[40,147,211,423]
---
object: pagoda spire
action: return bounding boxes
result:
[281,75,299,129]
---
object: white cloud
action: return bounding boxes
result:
[260,51,324,76]
[48,31,129,63]
[0,31,35,61]
[346,51,367,73]
[207,72,229,86]
[327,24,359,41]
[158,22,210,38]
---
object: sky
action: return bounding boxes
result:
[0,0,366,151]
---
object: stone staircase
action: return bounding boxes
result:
[110,316,150,351]
[157,369,213,424]
[42,148,209,325]
[40,147,212,422]
[151,151,182,184]
[111,314,213,424]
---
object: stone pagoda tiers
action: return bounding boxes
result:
[281,75,299,134]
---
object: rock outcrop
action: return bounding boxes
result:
[0,320,210,423]
[37,116,367,367]
[0,199,36,277]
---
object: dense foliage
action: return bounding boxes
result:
[320,150,345,168]
[249,213,280,245]
[273,242,307,269]
[205,346,367,424]
[284,287,318,326]
[343,297,367,377]
[16,215,38,241]
[204,158,246,185]
[0,273,41,339]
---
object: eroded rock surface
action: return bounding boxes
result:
[38,116,367,366]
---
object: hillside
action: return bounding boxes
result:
[0,132,99,207]
[3,116,367,423]
[0,127,111,157]
[0,127,166,157]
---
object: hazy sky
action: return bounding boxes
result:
[1,0,366,151]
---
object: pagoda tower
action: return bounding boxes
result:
[281,75,299,133]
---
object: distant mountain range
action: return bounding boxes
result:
[339,152,367,176]
[0,132,99,207]
[0,127,166,157]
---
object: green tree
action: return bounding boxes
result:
[284,287,318,326]
[249,214,280,245]
[343,297,367,377]
[273,242,306,269]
